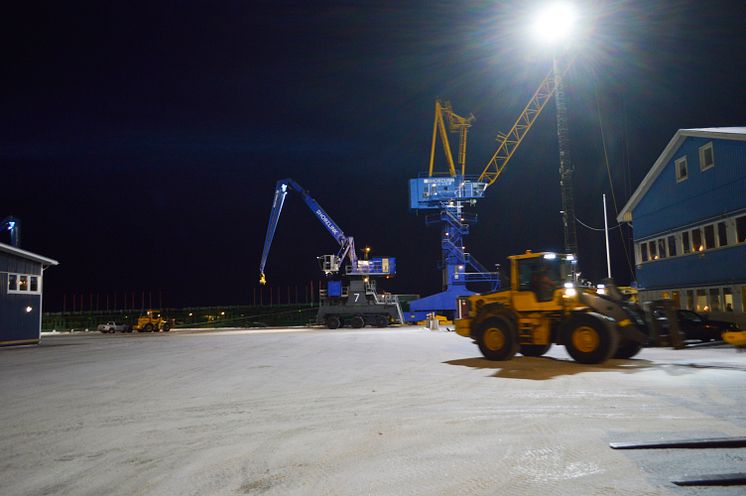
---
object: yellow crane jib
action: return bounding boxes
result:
[477,60,574,188]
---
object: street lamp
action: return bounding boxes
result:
[531,3,577,45]
[531,2,579,255]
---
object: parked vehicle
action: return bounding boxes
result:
[654,309,740,342]
[97,321,130,334]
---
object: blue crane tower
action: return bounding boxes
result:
[259,178,403,328]
[406,67,568,322]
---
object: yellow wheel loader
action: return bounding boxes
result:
[454,251,648,364]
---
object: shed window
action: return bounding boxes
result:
[699,142,714,171]
[667,235,677,257]
[675,156,688,182]
[6,273,42,294]
[640,243,648,262]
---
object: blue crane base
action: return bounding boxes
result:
[404,286,475,323]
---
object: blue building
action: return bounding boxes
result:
[0,242,58,346]
[618,127,746,315]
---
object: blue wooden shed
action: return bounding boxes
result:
[0,242,58,346]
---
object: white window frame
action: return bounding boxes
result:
[675,156,688,182]
[699,142,714,171]
[7,273,42,295]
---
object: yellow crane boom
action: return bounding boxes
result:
[477,63,571,187]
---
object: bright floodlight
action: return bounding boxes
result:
[531,2,577,44]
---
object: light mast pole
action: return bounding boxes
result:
[553,53,577,255]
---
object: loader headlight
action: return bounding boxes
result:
[563,282,577,298]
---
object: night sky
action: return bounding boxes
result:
[4,1,746,310]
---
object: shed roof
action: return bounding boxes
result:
[0,242,59,267]
[617,127,746,222]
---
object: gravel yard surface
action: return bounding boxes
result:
[1,326,745,495]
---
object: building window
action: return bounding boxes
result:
[675,156,688,182]
[699,142,714,171]
[737,215,746,243]
[640,243,648,262]
[657,238,667,258]
[709,288,721,312]
[704,224,715,249]
[686,290,694,310]
[717,221,728,247]
[649,240,657,260]
[667,235,677,257]
[695,289,707,312]
[692,228,704,252]
[7,273,41,295]
[682,231,691,254]
[724,287,734,312]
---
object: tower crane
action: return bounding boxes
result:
[259,178,403,328]
[406,63,572,322]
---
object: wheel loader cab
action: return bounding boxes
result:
[510,252,577,311]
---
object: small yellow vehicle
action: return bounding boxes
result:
[723,330,746,348]
[454,251,648,364]
[132,310,171,333]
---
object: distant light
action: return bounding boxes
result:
[25,306,33,313]
[544,253,557,259]
[188,312,193,317]
[565,254,575,261]
[220,311,225,316]
[531,2,577,44]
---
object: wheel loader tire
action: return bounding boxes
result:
[613,339,643,359]
[162,323,171,332]
[520,343,552,357]
[326,316,341,329]
[562,315,618,364]
[350,315,365,329]
[476,317,518,361]
[143,323,154,333]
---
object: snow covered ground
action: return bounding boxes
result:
[1,326,745,495]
